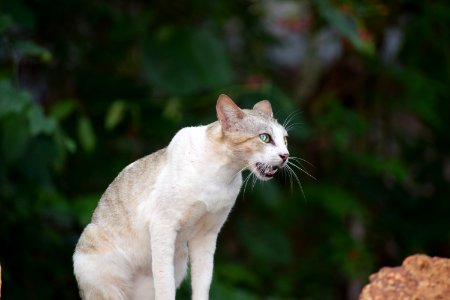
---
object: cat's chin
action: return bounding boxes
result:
[252,162,279,181]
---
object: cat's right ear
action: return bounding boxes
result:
[216,94,244,131]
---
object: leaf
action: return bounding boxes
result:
[1,114,30,163]
[105,100,126,130]
[238,220,292,265]
[63,135,76,153]
[0,80,58,162]
[72,194,100,226]
[49,99,76,121]
[15,41,52,63]
[0,79,30,118]
[353,154,408,181]
[318,98,368,150]
[188,29,234,88]
[253,182,282,208]
[142,27,234,95]
[77,116,96,153]
[18,138,57,185]
[52,129,76,170]
[210,282,259,300]
[307,183,363,218]
[27,105,56,136]
[217,263,260,288]
[0,14,15,34]
[162,97,182,122]
[315,0,374,55]
[2,0,35,30]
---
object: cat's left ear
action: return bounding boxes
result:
[253,100,273,117]
[216,94,245,131]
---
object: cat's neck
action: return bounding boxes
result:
[205,122,243,182]
[167,123,243,185]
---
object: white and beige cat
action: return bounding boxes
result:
[73,94,290,300]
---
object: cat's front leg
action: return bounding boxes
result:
[188,210,230,300]
[150,221,177,300]
[189,231,218,300]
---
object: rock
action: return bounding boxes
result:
[359,254,450,300]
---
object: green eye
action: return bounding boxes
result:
[284,136,288,145]
[259,133,271,143]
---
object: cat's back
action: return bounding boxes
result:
[90,147,168,226]
[83,124,205,230]
[75,148,168,255]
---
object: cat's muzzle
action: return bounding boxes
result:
[255,162,280,179]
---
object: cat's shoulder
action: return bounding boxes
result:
[174,125,207,138]
[117,147,168,179]
[169,125,207,147]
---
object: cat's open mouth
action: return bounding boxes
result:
[255,162,279,179]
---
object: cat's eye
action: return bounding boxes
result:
[259,133,271,143]
[284,136,288,145]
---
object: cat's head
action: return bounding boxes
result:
[216,94,289,181]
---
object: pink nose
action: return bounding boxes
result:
[279,153,289,162]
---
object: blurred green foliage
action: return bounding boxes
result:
[1,0,450,299]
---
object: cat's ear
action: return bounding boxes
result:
[216,94,244,131]
[253,100,273,117]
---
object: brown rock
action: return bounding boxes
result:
[359,254,450,300]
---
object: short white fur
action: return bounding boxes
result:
[73,94,289,300]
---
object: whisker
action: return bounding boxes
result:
[230,164,250,185]
[282,111,294,128]
[241,164,254,195]
[287,161,316,180]
[286,165,306,200]
[282,164,294,193]
[242,171,254,199]
[285,122,303,132]
[289,156,314,167]
[282,110,300,129]
[251,173,258,190]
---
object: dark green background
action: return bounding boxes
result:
[1,0,450,299]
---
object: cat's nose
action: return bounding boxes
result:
[279,153,289,163]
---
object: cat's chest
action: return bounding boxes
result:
[193,172,241,210]
[162,159,242,211]
[176,200,231,243]
[173,173,241,235]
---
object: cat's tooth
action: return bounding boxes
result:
[264,165,278,176]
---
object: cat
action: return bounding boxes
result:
[73,94,290,300]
